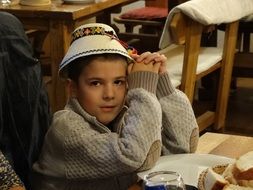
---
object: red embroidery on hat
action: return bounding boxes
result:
[84,28,91,35]
[104,33,138,55]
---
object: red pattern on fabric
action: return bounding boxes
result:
[120,7,168,20]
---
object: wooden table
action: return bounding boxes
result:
[0,0,137,112]
[129,132,253,190]
[196,132,253,159]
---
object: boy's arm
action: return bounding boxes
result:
[156,72,199,154]
[63,71,162,178]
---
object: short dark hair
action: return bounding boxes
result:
[67,53,128,84]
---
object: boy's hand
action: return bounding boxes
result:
[129,52,167,75]
[127,60,161,74]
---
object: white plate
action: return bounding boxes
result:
[137,153,234,187]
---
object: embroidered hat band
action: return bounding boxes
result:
[71,26,116,44]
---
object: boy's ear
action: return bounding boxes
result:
[66,79,77,98]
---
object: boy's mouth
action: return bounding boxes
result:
[100,106,116,112]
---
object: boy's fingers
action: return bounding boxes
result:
[136,51,152,62]
[130,54,140,60]
[153,62,161,73]
[136,52,167,64]
[154,54,167,63]
[144,60,155,65]
[143,53,162,64]
[129,51,166,74]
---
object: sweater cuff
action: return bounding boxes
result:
[128,71,159,94]
[157,72,175,99]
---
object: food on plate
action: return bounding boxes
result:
[198,151,253,190]
[204,168,229,190]
[223,163,238,185]
[235,151,253,182]
[223,184,253,190]
[223,151,253,188]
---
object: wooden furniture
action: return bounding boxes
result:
[159,10,239,132]
[196,132,253,159]
[10,187,26,190]
[113,0,169,53]
[0,0,137,112]
[128,132,253,190]
[145,0,168,8]
[233,21,253,81]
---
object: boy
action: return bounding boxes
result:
[32,23,198,190]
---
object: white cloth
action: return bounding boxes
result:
[242,14,253,22]
[159,0,253,49]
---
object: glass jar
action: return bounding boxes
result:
[143,171,186,190]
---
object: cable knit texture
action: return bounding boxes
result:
[32,71,198,190]
[157,73,199,154]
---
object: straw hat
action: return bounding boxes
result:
[59,23,134,78]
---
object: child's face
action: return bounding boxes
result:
[72,57,127,125]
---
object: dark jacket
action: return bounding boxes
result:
[0,11,51,189]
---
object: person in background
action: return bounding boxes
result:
[32,23,199,190]
[0,150,26,190]
[0,12,51,189]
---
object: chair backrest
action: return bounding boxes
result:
[161,12,238,131]
[112,0,172,53]
[160,0,253,50]
[169,12,239,103]
[232,19,253,79]
[174,13,203,102]
[169,12,189,45]
[145,0,168,8]
[158,0,252,131]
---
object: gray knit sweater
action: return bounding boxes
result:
[32,71,198,190]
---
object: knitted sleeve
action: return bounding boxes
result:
[59,71,162,180]
[156,73,199,154]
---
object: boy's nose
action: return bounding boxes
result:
[103,84,115,100]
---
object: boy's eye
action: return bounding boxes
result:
[114,80,126,86]
[90,81,100,86]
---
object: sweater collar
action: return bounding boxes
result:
[65,98,127,133]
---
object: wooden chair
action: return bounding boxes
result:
[113,0,169,53]
[158,8,240,132]
[217,17,253,89]
[232,20,253,81]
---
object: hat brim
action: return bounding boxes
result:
[59,35,133,78]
